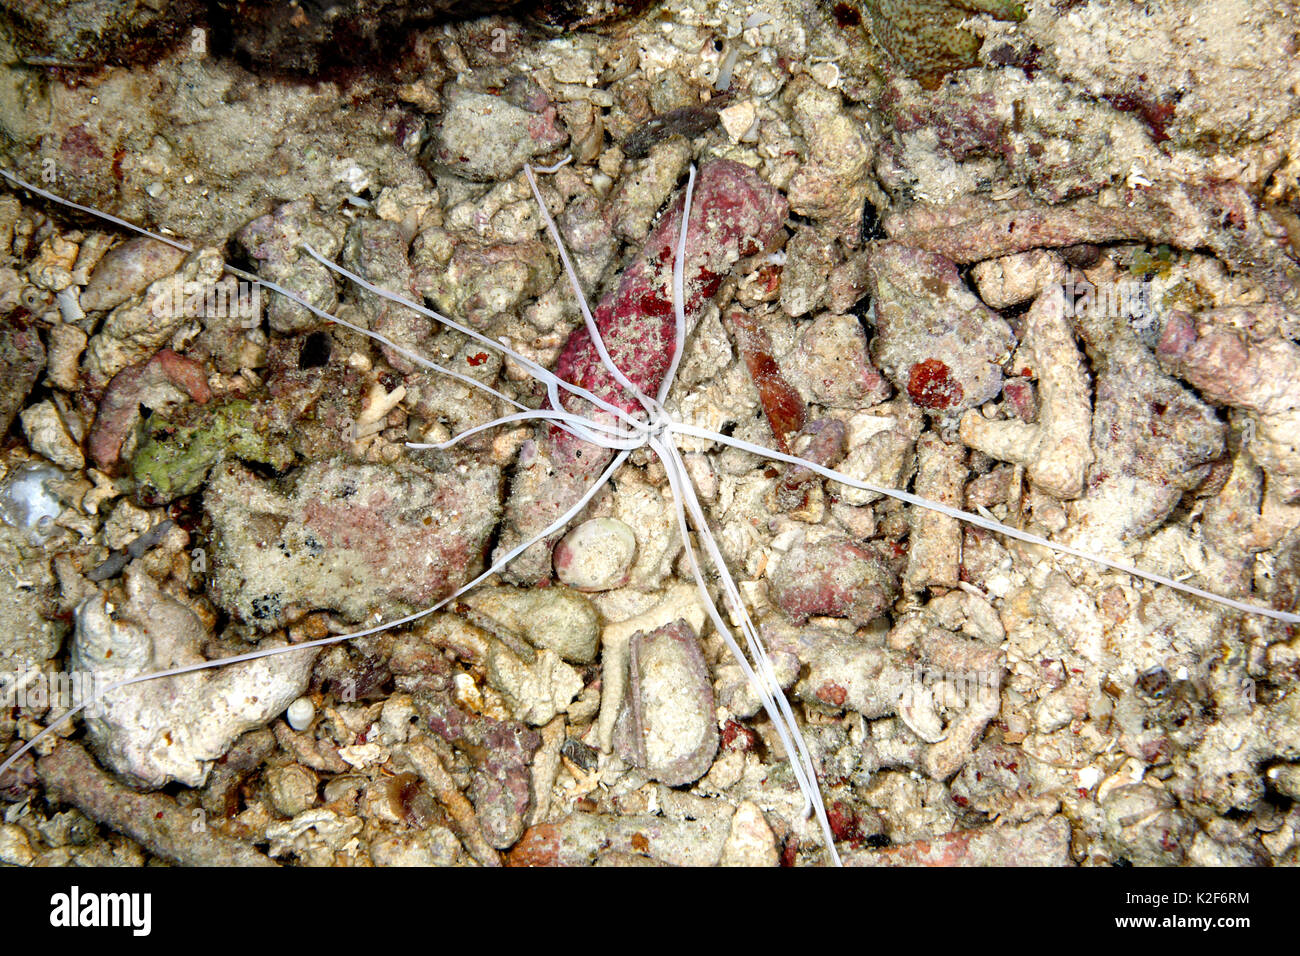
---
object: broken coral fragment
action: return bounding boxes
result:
[72,569,315,789]
[959,286,1093,499]
[1157,309,1300,503]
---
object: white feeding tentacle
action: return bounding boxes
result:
[668,422,1300,626]
[298,244,648,444]
[653,434,843,866]
[407,408,644,451]
[524,160,661,421]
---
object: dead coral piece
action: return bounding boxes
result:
[400,738,502,867]
[508,811,730,866]
[959,287,1093,499]
[842,815,1072,866]
[71,569,316,790]
[868,242,1015,416]
[885,183,1300,311]
[904,433,966,591]
[237,198,346,334]
[785,78,874,238]
[37,741,275,866]
[770,537,898,626]
[1157,309,1300,503]
[1071,266,1225,540]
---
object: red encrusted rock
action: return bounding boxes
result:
[769,537,899,626]
[496,159,789,582]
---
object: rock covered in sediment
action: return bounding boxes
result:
[769,537,898,627]
[237,198,346,334]
[614,619,718,787]
[411,680,542,850]
[867,242,1016,416]
[1071,265,1225,541]
[205,456,501,629]
[782,312,892,409]
[457,583,601,664]
[341,219,428,374]
[71,569,315,789]
[422,85,568,183]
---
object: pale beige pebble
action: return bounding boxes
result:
[27,233,79,292]
[79,236,189,313]
[20,400,85,470]
[720,800,779,866]
[266,764,319,817]
[718,99,757,143]
[553,517,638,591]
[959,287,1094,500]
[0,823,35,866]
[972,249,1066,309]
[0,266,23,313]
[1269,764,1300,801]
[81,468,120,515]
[904,432,966,591]
[378,693,418,745]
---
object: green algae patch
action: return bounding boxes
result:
[130,398,294,504]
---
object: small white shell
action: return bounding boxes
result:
[286,696,315,732]
[553,517,637,592]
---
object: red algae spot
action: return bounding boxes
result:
[816,681,848,707]
[638,288,674,317]
[907,358,964,410]
[466,351,489,366]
